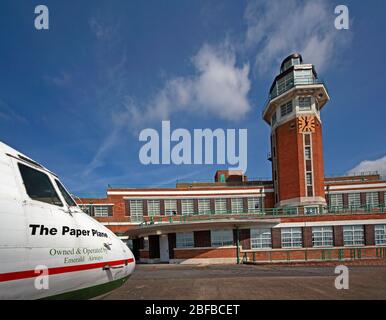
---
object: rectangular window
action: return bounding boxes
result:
[55,179,77,207]
[176,232,194,248]
[281,227,302,248]
[375,224,386,245]
[231,198,244,214]
[211,229,233,247]
[130,200,143,222]
[181,199,194,216]
[304,134,311,146]
[294,69,313,85]
[277,73,294,96]
[329,194,343,208]
[164,199,177,216]
[280,100,293,117]
[18,163,63,207]
[79,205,93,216]
[366,192,379,207]
[306,172,313,186]
[197,199,211,215]
[147,200,160,216]
[343,225,364,246]
[94,205,110,217]
[348,193,361,208]
[305,147,311,160]
[298,97,312,110]
[247,197,262,213]
[251,228,272,249]
[215,198,228,214]
[305,206,319,215]
[312,226,333,247]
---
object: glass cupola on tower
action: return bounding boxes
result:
[269,53,319,100]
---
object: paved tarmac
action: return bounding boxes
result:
[101,263,386,300]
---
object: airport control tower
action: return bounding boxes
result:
[263,53,330,212]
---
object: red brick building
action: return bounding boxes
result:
[77,54,386,264]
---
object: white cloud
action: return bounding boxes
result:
[126,43,251,126]
[348,156,386,178]
[244,0,349,74]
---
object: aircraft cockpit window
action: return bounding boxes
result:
[18,163,63,207]
[55,179,77,207]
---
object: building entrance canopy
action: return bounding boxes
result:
[126,216,281,239]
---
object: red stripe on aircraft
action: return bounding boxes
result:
[0,258,135,283]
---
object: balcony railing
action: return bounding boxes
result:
[134,204,386,226]
[268,79,327,101]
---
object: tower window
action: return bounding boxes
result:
[299,97,312,110]
[306,173,313,186]
[305,147,311,160]
[277,73,294,96]
[280,101,293,117]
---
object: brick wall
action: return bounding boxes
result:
[272,228,282,249]
[311,119,325,199]
[334,226,344,247]
[365,225,375,246]
[303,227,313,248]
[275,119,304,202]
[174,247,237,259]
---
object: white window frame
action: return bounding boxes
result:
[164,199,177,216]
[176,232,194,248]
[129,200,143,222]
[181,199,194,216]
[348,193,361,207]
[147,199,160,217]
[366,192,379,207]
[298,96,312,111]
[312,226,333,247]
[305,206,319,215]
[247,197,262,214]
[250,228,272,249]
[343,225,364,246]
[215,198,228,215]
[281,227,302,248]
[211,229,233,247]
[93,205,110,217]
[197,199,211,215]
[231,198,244,214]
[280,100,293,118]
[375,224,386,246]
[329,194,343,209]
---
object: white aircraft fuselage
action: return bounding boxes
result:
[0,142,135,299]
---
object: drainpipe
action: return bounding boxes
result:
[236,227,240,264]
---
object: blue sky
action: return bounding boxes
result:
[0,0,385,197]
